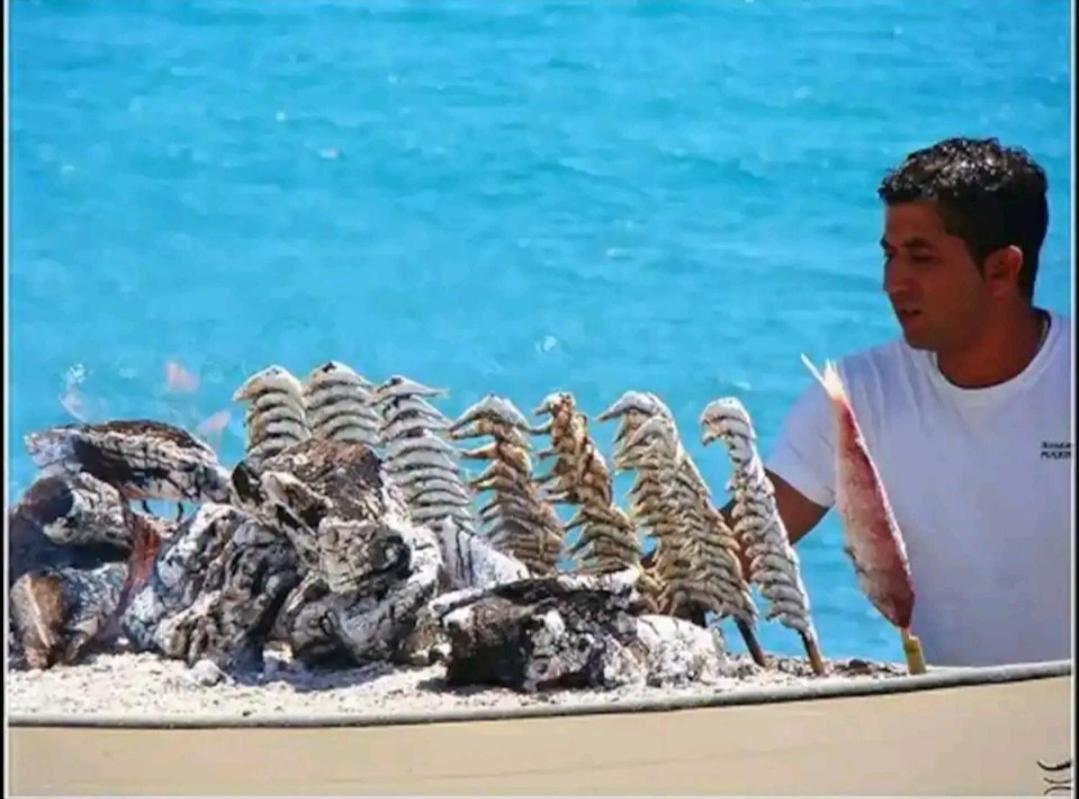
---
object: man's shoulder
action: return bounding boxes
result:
[1049,310,1072,346]
[1043,309,1071,382]
[829,337,932,432]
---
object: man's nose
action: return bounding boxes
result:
[882,259,911,296]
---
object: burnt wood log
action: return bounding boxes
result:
[10,562,128,669]
[233,439,444,666]
[24,419,232,503]
[123,503,301,671]
[432,516,530,591]
[8,472,136,587]
[432,570,727,692]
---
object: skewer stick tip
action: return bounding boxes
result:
[900,627,927,675]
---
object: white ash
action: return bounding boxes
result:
[7,647,904,721]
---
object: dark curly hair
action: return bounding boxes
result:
[878,137,1049,301]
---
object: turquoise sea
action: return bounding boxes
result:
[8,0,1072,662]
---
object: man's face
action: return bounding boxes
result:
[880,200,991,352]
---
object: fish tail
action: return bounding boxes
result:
[800,354,849,405]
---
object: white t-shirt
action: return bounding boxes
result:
[767,311,1073,667]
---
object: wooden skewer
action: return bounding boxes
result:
[901,627,927,675]
[735,619,767,668]
[678,600,768,668]
[800,630,826,676]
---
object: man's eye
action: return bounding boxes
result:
[910,254,936,264]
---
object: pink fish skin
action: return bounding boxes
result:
[802,355,915,630]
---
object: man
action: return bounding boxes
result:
[763,137,1072,667]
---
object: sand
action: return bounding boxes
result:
[8,648,1071,795]
[9,673,1072,796]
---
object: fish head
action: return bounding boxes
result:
[597,390,661,422]
[305,360,371,388]
[448,417,498,440]
[232,365,303,402]
[699,397,755,444]
[532,391,573,417]
[373,375,447,402]
[451,395,529,433]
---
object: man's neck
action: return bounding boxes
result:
[934,305,1048,389]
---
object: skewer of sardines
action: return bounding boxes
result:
[607,405,764,665]
[597,392,686,615]
[372,376,477,534]
[532,392,650,597]
[700,396,825,675]
[660,423,765,667]
[450,395,563,576]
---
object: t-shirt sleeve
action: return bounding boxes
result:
[765,380,837,508]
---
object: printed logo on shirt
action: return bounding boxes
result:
[1040,441,1072,460]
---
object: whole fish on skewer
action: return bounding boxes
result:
[801,355,923,674]
[701,396,825,675]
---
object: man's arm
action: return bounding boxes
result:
[763,469,828,546]
[719,469,829,576]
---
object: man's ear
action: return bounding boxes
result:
[982,245,1025,296]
